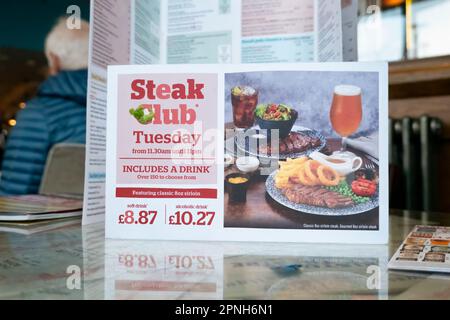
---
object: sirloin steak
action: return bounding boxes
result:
[282,185,354,209]
[261,132,321,155]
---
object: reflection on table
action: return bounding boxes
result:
[1,210,450,299]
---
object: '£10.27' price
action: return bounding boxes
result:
[168,211,215,226]
[118,210,157,225]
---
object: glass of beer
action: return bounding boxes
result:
[329,85,362,155]
[231,86,258,128]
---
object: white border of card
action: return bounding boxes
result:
[389,225,450,273]
[106,63,389,244]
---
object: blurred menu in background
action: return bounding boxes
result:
[389,226,450,274]
[83,0,358,224]
[341,0,359,62]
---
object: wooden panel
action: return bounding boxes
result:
[390,56,450,99]
[389,96,450,139]
[390,55,450,84]
[390,79,450,99]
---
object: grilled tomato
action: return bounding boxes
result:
[351,178,377,197]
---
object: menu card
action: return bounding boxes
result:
[389,226,450,273]
[105,63,388,243]
[0,195,82,222]
[83,0,359,225]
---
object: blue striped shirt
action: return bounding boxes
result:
[0,70,87,195]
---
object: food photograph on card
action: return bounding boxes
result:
[224,69,384,233]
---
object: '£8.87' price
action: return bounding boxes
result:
[118,210,157,225]
[168,211,215,226]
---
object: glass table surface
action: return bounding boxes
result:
[0,210,449,300]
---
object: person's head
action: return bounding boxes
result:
[45,18,90,76]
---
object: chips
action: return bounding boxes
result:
[275,157,308,189]
[275,157,340,188]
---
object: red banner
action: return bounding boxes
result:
[116,187,217,199]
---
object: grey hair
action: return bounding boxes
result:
[45,17,90,70]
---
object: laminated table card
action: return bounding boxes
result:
[105,63,388,243]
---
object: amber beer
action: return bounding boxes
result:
[330,85,362,137]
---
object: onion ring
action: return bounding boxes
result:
[317,165,340,186]
[304,160,321,184]
[298,165,317,186]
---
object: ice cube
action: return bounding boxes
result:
[242,86,256,95]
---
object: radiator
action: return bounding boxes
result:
[389,115,443,211]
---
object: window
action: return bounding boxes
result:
[412,0,450,59]
[357,0,450,61]
[358,6,405,61]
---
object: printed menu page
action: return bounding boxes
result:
[316,0,343,62]
[341,0,359,61]
[389,226,450,273]
[106,62,388,244]
[132,0,161,64]
[241,0,315,63]
[83,0,132,224]
[83,0,359,225]
[164,0,237,64]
